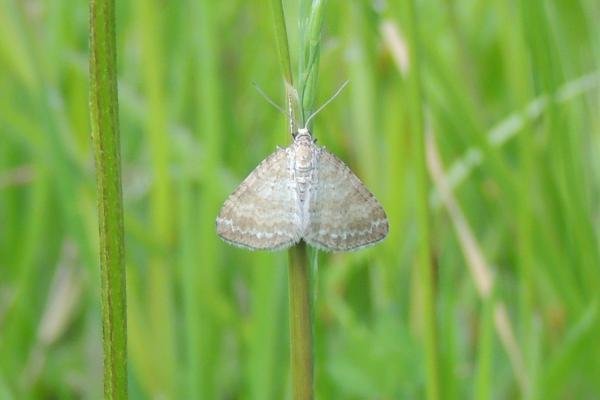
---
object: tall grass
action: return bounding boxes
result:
[0,0,599,398]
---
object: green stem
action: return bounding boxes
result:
[268,2,317,398]
[89,0,127,398]
[288,242,314,400]
[269,0,297,133]
[405,1,440,399]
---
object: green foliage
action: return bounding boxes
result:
[0,0,599,398]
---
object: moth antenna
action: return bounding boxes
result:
[304,80,349,129]
[252,82,287,116]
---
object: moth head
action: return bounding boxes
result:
[296,127,311,138]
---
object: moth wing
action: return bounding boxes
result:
[303,148,388,251]
[216,147,302,250]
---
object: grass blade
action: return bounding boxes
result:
[269,0,297,133]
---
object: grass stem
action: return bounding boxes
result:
[89,0,127,397]
[288,242,314,400]
[269,1,320,398]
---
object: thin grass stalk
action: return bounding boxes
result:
[89,0,127,397]
[404,1,440,399]
[296,0,327,394]
[269,1,317,398]
[288,242,314,400]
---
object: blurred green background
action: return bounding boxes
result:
[1,0,600,398]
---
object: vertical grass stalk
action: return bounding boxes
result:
[269,1,324,398]
[89,0,127,397]
[404,1,441,399]
[288,242,314,400]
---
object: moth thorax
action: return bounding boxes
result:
[294,141,314,171]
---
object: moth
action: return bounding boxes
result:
[216,84,388,251]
